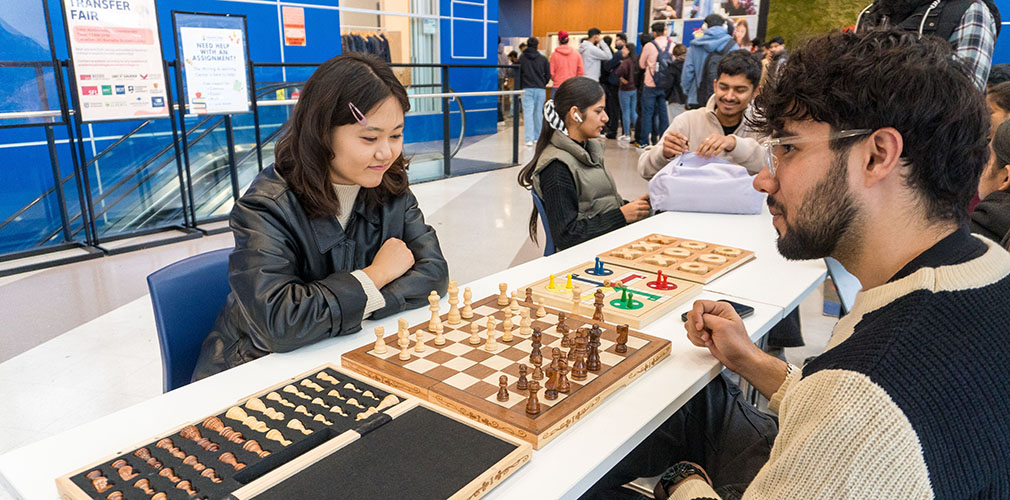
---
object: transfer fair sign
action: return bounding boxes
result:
[63,0,170,122]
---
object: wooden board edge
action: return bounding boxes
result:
[55,476,87,500]
[534,342,671,448]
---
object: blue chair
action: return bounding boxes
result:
[147,248,232,392]
[531,190,556,256]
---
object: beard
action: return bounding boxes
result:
[770,149,861,261]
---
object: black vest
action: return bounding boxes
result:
[856,0,1000,42]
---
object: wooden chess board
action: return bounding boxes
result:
[523,260,702,327]
[599,234,755,284]
[341,295,671,449]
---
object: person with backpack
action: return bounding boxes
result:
[638,50,765,180]
[519,37,552,146]
[855,0,999,90]
[639,22,676,146]
[665,44,688,127]
[682,14,737,110]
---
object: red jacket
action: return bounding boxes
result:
[549,45,584,88]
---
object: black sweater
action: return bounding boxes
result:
[538,160,626,251]
[969,190,1010,243]
[519,48,551,89]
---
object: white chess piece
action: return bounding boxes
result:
[428,291,440,332]
[520,308,532,336]
[469,321,481,345]
[502,314,513,342]
[373,326,387,354]
[415,328,426,353]
[434,322,446,346]
[447,280,461,325]
[461,287,474,319]
[484,317,498,351]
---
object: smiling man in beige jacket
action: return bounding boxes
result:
[638,50,766,179]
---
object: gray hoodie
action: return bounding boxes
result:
[579,40,613,81]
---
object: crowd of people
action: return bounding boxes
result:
[198,0,1010,497]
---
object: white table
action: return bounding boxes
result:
[0,209,825,499]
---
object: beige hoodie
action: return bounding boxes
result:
[637,95,766,179]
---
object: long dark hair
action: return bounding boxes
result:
[274,53,410,219]
[517,76,605,242]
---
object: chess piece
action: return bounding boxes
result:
[571,335,588,380]
[520,308,532,336]
[414,328,426,353]
[587,325,602,372]
[525,380,542,416]
[502,313,514,342]
[529,328,543,365]
[398,323,410,361]
[497,375,510,402]
[536,299,547,318]
[557,312,569,338]
[544,349,561,400]
[532,357,544,380]
[516,364,528,390]
[557,356,571,393]
[616,324,629,353]
[498,283,509,305]
[525,287,534,303]
[434,322,445,346]
[427,291,441,332]
[592,289,605,322]
[484,317,498,351]
[510,291,519,314]
[373,326,387,354]
[469,322,481,345]
[571,285,582,314]
[447,280,461,325]
[462,287,474,319]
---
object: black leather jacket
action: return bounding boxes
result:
[192,165,448,381]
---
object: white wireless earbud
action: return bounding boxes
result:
[573,111,583,123]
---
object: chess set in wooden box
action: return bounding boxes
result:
[342,283,671,450]
[56,364,530,500]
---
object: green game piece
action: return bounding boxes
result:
[620,287,628,302]
[625,291,634,308]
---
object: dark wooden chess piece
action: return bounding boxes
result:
[530,341,543,366]
[615,324,629,354]
[517,364,528,390]
[544,352,559,400]
[557,356,571,393]
[532,357,544,380]
[592,289,606,322]
[557,311,569,337]
[571,335,588,380]
[525,381,541,416]
[587,325,602,372]
[525,287,534,303]
[497,375,510,402]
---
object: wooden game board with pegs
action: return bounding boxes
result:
[522,259,702,328]
[341,294,671,449]
[599,234,755,284]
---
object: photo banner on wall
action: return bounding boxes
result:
[648,0,760,47]
[61,0,170,122]
[172,12,251,115]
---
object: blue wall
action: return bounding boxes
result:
[992,0,1010,64]
[498,0,531,38]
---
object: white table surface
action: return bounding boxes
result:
[0,210,825,500]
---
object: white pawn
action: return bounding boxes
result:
[373,326,387,354]
[415,328,426,353]
[520,308,532,336]
[469,321,481,345]
[502,314,514,342]
[536,299,547,318]
[447,280,461,325]
[510,291,519,314]
[571,285,582,315]
[461,287,474,319]
[397,321,410,361]
[434,322,446,346]
[498,283,509,306]
[485,317,498,351]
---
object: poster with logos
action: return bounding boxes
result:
[648,0,760,49]
[62,0,170,122]
[173,12,250,115]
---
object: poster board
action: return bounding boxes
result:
[648,0,760,48]
[61,0,170,122]
[172,12,251,115]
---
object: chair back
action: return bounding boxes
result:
[147,248,232,392]
[824,257,861,316]
[531,190,556,256]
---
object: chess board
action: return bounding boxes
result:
[341,295,670,449]
[599,234,755,284]
[523,261,702,327]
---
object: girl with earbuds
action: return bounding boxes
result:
[518,76,651,251]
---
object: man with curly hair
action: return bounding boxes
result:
[582,28,1010,500]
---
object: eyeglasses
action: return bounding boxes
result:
[760,129,873,177]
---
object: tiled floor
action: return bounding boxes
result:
[0,125,838,499]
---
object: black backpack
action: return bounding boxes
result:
[651,38,677,91]
[695,39,735,106]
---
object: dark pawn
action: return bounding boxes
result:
[516,364,528,390]
[525,287,534,303]
[615,324,629,354]
[525,380,542,416]
[497,375,510,402]
[557,311,569,336]
[557,357,571,393]
[587,325,602,372]
[532,357,544,380]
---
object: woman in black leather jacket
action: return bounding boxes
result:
[192,53,449,380]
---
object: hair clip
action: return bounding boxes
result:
[348,102,368,126]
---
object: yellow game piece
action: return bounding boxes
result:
[565,274,573,289]
[548,274,556,290]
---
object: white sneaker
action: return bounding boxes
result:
[525,141,535,147]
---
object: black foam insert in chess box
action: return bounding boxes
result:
[57,365,531,500]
